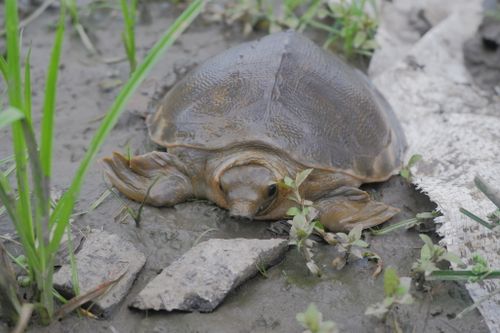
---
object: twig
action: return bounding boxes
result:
[193,228,218,246]
[11,303,34,333]
[0,234,22,246]
[74,23,97,55]
[0,0,57,37]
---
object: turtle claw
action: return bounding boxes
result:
[101,151,193,207]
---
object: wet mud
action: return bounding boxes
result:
[0,2,489,332]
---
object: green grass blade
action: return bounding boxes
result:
[370,218,419,235]
[0,107,25,129]
[49,0,206,253]
[24,47,32,124]
[5,0,34,244]
[427,270,500,281]
[297,0,321,32]
[474,175,500,208]
[0,155,15,166]
[0,55,7,81]
[66,227,80,296]
[460,207,493,230]
[39,7,65,178]
[0,172,17,223]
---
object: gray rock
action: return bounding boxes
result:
[53,229,146,316]
[130,238,288,312]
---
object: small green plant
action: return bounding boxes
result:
[411,234,465,278]
[282,169,323,276]
[321,0,378,58]
[460,176,500,233]
[212,0,378,58]
[220,0,321,35]
[399,154,422,181]
[330,225,368,270]
[0,0,206,325]
[282,169,378,275]
[296,303,338,333]
[120,0,139,73]
[365,267,413,320]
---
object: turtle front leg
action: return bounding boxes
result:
[315,187,399,232]
[101,151,193,206]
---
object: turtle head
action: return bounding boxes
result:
[219,164,278,219]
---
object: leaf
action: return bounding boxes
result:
[283,176,294,188]
[350,247,365,259]
[365,301,390,319]
[416,211,438,219]
[335,232,349,243]
[292,213,308,229]
[352,239,369,248]
[420,260,438,276]
[348,225,362,242]
[297,303,321,331]
[287,206,301,216]
[399,168,410,180]
[295,168,313,188]
[383,267,400,297]
[439,252,465,267]
[0,107,25,129]
[54,270,126,320]
[306,261,322,277]
[353,31,366,48]
[396,277,411,296]
[420,244,432,261]
[419,234,435,252]
[40,6,66,177]
[407,154,422,168]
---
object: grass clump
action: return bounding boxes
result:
[209,0,378,58]
[322,0,378,58]
[0,0,206,326]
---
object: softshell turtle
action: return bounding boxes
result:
[102,31,406,231]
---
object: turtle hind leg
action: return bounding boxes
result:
[315,187,399,232]
[101,151,193,207]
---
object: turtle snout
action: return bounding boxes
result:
[228,201,256,220]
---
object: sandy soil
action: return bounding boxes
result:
[0,2,489,332]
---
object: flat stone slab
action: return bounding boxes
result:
[53,229,146,316]
[130,238,288,312]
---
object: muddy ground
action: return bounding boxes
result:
[0,2,490,332]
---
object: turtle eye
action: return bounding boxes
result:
[267,184,277,197]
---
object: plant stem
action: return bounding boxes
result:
[427,270,500,281]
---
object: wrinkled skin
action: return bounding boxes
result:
[102,31,405,231]
[102,146,398,231]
